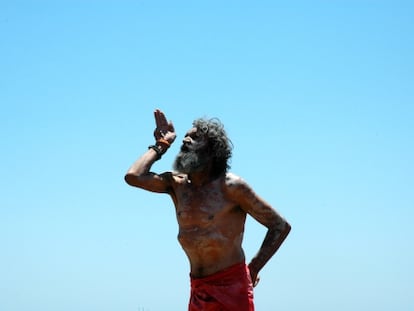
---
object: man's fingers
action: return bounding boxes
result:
[168,121,175,132]
[154,109,160,127]
[254,275,260,287]
[154,109,168,128]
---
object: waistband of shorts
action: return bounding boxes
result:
[190,262,248,283]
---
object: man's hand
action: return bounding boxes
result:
[154,109,176,145]
[248,264,261,287]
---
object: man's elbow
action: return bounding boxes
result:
[284,221,292,236]
[124,173,137,186]
[275,219,291,238]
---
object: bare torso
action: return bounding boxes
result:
[125,109,291,287]
[169,173,247,278]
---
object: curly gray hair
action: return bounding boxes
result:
[192,117,233,177]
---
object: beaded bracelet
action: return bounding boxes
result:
[148,145,162,160]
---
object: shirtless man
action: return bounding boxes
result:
[125,109,291,311]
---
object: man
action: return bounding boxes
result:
[125,109,291,311]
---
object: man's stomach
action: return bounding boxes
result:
[177,226,245,277]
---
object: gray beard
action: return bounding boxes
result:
[173,150,209,174]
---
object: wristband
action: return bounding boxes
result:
[156,138,171,149]
[148,145,162,160]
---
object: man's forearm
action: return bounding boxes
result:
[126,140,170,176]
[124,148,160,186]
[127,147,161,175]
[249,222,291,274]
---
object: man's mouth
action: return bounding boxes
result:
[181,145,190,152]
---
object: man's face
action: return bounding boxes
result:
[173,127,210,174]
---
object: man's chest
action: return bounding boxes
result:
[174,186,233,225]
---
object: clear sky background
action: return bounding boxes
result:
[1,1,413,310]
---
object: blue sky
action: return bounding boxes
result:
[1,1,413,310]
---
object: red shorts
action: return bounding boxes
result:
[189,263,254,311]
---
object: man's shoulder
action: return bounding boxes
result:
[222,172,253,204]
[225,172,245,181]
[224,172,248,188]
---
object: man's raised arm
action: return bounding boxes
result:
[124,109,176,193]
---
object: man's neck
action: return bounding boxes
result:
[187,166,215,187]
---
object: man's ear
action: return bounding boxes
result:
[206,143,214,155]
